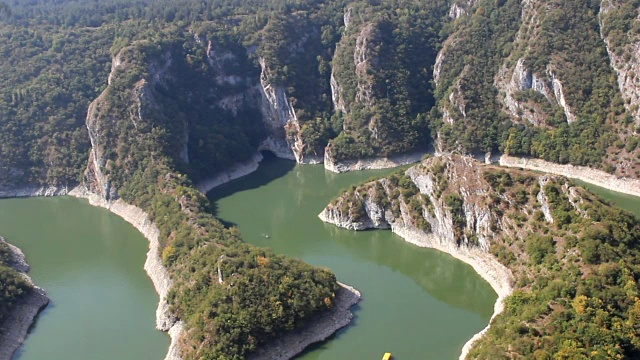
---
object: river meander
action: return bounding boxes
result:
[4,159,637,360]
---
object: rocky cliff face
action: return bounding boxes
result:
[84,47,175,200]
[494,58,576,126]
[320,154,640,358]
[321,155,529,251]
[256,58,306,162]
[330,15,378,116]
[599,0,640,125]
[490,0,578,125]
[448,0,479,20]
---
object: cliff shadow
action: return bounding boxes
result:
[206,151,296,225]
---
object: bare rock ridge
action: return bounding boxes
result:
[599,0,640,125]
[0,237,49,360]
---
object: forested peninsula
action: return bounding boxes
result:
[1,0,640,359]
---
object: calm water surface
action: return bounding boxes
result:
[208,155,497,360]
[0,197,168,360]
[8,162,635,360]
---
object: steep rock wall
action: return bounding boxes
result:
[599,0,640,125]
[492,0,577,125]
[256,58,300,161]
[84,48,175,200]
[319,155,517,358]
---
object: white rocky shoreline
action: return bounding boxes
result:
[318,211,515,360]
[499,155,640,198]
[324,151,427,173]
[0,238,49,360]
[0,151,363,360]
[390,226,514,360]
[3,152,640,360]
[247,283,360,360]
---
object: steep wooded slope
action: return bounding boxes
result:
[322,154,640,359]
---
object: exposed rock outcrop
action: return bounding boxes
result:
[0,237,49,360]
[448,0,478,20]
[324,151,426,173]
[0,185,72,198]
[499,155,640,197]
[319,155,516,359]
[495,57,577,125]
[85,47,175,200]
[256,58,301,162]
[599,0,640,125]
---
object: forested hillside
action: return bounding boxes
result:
[2,0,640,358]
[2,0,639,184]
[323,155,640,359]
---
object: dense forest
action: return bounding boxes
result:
[1,0,640,358]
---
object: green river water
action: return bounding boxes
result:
[207,155,496,359]
[3,157,638,360]
[0,197,168,360]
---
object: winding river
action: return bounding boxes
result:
[207,155,496,359]
[3,156,637,359]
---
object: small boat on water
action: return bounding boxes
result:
[382,353,392,360]
[261,233,270,239]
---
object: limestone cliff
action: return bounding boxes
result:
[256,58,307,162]
[492,0,578,126]
[600,0,640,125]
[84,46,175,200]
[320,154,637,358]
[448,0,478,20]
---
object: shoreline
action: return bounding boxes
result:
[248,283,360,360]
[324,151,427,173]
[0,154,362,360]
[388,226,513,360]
[499,155,640,198]
[318,214,515,360]
[67,186,183,360]
[196,152,265,194]
[0,238,50,360]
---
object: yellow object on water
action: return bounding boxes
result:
[382,353,392,360]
